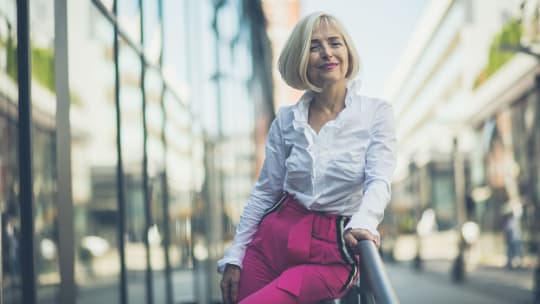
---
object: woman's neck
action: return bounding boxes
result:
[312,82,347,115]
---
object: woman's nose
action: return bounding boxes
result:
[320,45,333,58]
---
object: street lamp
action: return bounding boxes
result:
[408,162,423,271]
[451,137,467,282]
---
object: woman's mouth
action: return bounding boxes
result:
[321,63,338,70]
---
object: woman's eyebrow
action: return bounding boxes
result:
[328,36,342,41]
[311,36,342,43]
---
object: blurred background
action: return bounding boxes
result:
[1,0,539,303]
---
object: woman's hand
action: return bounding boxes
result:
[220,264,241,304]
[343,228,379,254]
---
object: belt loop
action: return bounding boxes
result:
[278,192,288,214]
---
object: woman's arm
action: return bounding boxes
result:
[345,101,397,244]
[219,111,287,303]
[217,110,287,273]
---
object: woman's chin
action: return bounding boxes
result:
[316,78,346,89]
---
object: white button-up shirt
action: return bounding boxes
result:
[218,80,397,272]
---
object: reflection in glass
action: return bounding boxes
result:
[68,2,120,302]
[164,91,197,303]
[30,0,61,302]
[162,0,188,83]
[117,0,140,44]
[142,0,161,65]
[145,68,166,303]
[0,1,22,302]
[118,35,146,304]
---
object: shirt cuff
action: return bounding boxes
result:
[217,256,243,274]
[217,243,246,273]
[345,211,381,239]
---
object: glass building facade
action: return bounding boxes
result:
[0,0,272,303]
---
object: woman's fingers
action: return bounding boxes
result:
[344,228,379,252]
[221,264,241,304]
[220,277,231,304]
[230,279,239,303]
[343,231,358,248]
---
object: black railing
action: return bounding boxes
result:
[340,240,400,304]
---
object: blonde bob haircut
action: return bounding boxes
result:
[278,12,360,92]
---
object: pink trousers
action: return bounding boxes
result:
[238,193,358,303]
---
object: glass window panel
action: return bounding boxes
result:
[29,1,61,301]
[1,1,21,302]
[68,2,120,302]
[164,92,192,200]
[431,170,456,230]
[142,0,161,65]
[118,36,146,304]
[162,0,187,82]
[117,0,140,43]
[163,91,196,303]
[191,128,205,194]
[144,69,166,303]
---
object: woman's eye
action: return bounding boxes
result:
[310,45,319,51]
[331,42,342,47]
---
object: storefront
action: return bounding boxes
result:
[470,77,540,263]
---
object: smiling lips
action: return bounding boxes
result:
[320,62,338,70]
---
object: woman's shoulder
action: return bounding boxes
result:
[354,94,393,113]
[274,104,296,124]
[348,94,394,128]
[347,79,392,112]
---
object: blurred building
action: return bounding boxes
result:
[251,0,301,178]
[0,0,273,303]
[262,0,302,111]
[383,0,539,270]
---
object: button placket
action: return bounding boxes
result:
[313,135,324,196]
[319,130,330,193]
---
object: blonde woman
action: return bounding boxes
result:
[219,12,397,304]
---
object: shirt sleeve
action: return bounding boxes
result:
[217,111,287,273]
[345,102,397,238]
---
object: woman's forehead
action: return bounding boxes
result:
[311,22,342,39]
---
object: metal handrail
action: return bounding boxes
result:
[341,240,399,303]
[356,240,399,304]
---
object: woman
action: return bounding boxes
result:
[219,11,397,304]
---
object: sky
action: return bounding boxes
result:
[300,0,430,98]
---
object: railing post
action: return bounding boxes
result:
[359,268,375,304]
[357,240,400,304]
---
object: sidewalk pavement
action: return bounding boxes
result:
[398,259,535,304]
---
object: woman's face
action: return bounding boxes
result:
[307,22,349,89]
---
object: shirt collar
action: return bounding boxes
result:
[292,79,362,131]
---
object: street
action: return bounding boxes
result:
[387,263,532,304]
[30,263,530,303]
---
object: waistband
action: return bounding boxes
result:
[265,192,358,290]
[281,192,343,221]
